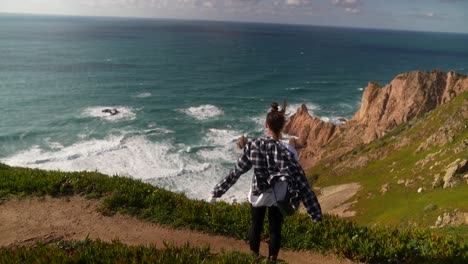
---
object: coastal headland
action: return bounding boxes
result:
[288,70,467,232]
[1,69,467,263]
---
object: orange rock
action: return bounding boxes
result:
[285,70,468,169]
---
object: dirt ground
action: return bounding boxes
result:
[317,183,361,217]
[0,196,356,264]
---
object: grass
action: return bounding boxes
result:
[0,163,466,263]
[0,239,263,264]
[354,185,467,227]
[306,92,468,242]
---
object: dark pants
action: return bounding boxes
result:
[249,205,284,257]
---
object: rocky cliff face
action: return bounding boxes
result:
[351,70,468,142]
[283,105,336,167]
[284,70,468,168]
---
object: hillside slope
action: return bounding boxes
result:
[284,70,467,238]
[308,91,467,234]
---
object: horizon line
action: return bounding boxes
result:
[1,11,468,36]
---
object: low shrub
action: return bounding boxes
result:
[0,239,261,264]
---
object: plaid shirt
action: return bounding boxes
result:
[212,137,322,221]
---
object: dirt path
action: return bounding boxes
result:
[0,196,355,264]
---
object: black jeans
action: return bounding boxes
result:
[249,205,284,257]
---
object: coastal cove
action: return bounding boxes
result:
[2,14,468,204]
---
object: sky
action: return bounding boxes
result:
[0,0,467,33]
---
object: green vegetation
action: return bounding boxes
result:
[0,238,261,263]
[1,93,467,263]
[308,92,468,240]
[0,163,466,263]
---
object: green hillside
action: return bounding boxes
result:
[1,162,466,263]
[309,92,468,240]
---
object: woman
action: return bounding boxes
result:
[211,101,322,261]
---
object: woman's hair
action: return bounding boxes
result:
[266,100,287,135]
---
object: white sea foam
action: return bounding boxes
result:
[44,138,64,150]
[165,127,252,203]
[285,87,301,91]
[82,106,136,121]
[204,128,239,146]
[287,103,320,115]
[1,128,250,203]
[144,128,175,135]
[2,134,211,180]
[320,116,348,125]
[358,87,364,91]
[183,105,224,120]
[251,116,265,127]
[133,92,152,98]
[198,128,241,162]
[337,102,355,111]
[195,128,251,202]
[251,102,320,128]
[356,100,362,107]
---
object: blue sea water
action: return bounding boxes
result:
[1,14,468,201]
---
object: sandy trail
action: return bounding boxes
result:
[0,196,355,264]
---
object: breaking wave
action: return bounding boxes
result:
[182,105,224,120]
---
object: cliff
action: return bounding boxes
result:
[284,70,468,168]
[283,105,336,167]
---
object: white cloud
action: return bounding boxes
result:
[439,0,464,3]
[202,1,214,8]
[286,0,311,6]
[424,12,435,17]
[332,0,360,7]
[410,10,445,20]
[345,7,359,13]
[407,7,445,20]
[332,0,361,13]
[286,0,301,5]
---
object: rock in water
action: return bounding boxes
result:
[102,108,120,116]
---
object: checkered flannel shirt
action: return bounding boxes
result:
[212,137,322,221]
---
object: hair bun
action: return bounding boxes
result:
[271,102,279,112]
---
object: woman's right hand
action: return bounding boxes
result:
[208,196,217,204]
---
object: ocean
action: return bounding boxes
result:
[1,14,467,202]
